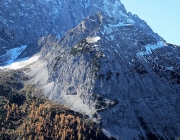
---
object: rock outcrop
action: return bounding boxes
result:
[27,12,180,139]
[0,0,161,65]
[1,0,180,139]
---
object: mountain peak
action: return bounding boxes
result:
[0,1,180,140]
[0,0,161,65]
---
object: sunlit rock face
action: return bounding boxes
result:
[28,12,180,140]
[1,0,180,139]
[0,0,161,65]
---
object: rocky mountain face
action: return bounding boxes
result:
[27,11,180,140]
[1,0,180,140]
[0,0,161,65]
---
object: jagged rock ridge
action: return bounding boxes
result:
[26,12,180,140]
[0,0,162,65]
[0,0,180,140]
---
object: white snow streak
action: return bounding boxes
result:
[86,36,101,43]
[0,45,27,65]
[137,41,166,57]
[0,55,40,70]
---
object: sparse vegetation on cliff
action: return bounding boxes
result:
[70,39,91,56]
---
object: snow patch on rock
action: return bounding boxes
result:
[0,55,40,70]
[86,36,101,43]
[137,41,166,57]
[0,45,27,65]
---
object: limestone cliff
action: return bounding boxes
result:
[27,12,180,139]
[0,0,161,64]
